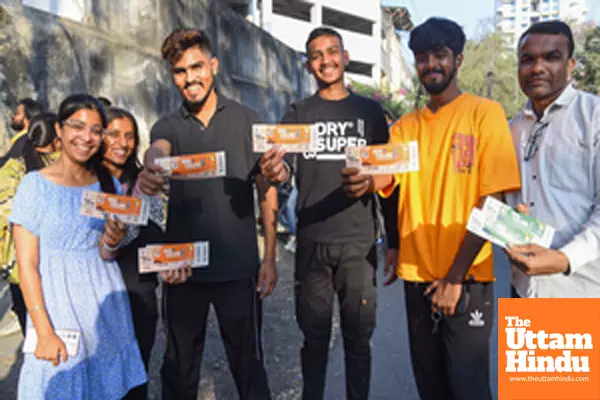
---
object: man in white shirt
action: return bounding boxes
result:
[506,21,600,298]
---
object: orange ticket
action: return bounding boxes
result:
[80,190,149,225]
[252,124,317,153]
[138,242,209,273]
[345,142,420,174]
[155,152,226,179]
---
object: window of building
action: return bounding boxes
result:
[272,0,312,22]
[346,61,373,77]
[322,7,373,36]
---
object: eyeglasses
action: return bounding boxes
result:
[63,119,104,137]
[524,122,549,162]
[103,129,135,141]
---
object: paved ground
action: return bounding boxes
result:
[0,239,510,399]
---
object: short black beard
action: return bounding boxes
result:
[184,79,215,112]
[422,65,457,95]
[11,121,24,132]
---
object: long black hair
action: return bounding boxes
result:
[104,107,142,190]
[21,112,58,172]
[56,94,116,194]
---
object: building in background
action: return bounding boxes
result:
[226,0,413,91]
[495,0,589,48]
[381,5,414,96]
[22,0,414,95]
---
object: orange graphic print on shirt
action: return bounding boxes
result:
[452,133,476,173]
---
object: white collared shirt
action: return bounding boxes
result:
[507,84,600,298]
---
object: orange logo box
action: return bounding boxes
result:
[498,298,600,400]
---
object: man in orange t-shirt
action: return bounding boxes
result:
[342,17,521,400]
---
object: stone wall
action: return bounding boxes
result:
[0,0,314,153]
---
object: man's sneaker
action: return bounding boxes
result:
[284,236,297,253]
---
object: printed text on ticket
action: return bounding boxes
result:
[155,151,226,179]
[80,190,149,226]
[138,242,209,273]
[467,196,555,248]
[252,124,317,153]
[345,142,420,174]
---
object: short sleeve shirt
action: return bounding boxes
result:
[382,93,521,282]
[150,95,261,282]
[282,93,389,244]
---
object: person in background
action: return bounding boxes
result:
[0,113,61,336]
[505,21,600,298]
[102,106,159,399]
[9,93,146,398]
[341,17,521,400]
[1,98,45,166]
[10,98,45,145]
[278,181,297,253]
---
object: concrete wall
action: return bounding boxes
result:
[255,0,382,85]
[0,0,313,154]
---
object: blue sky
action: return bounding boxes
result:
[383,0,600,39]
[384,0,599,67]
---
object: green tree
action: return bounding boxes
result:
[458,31,527,119]
[348,80,409,119]
[575,26,600,95]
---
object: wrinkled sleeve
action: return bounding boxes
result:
[8,172,42,237]
[150,119,173,147]
[477,102,522,197]
[559,105,600,273]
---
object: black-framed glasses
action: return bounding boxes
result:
[524,122,549,162]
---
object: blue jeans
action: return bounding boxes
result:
[278,185,297,235]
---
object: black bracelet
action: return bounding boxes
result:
[264,161,291,186]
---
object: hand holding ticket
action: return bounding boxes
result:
[80,190,149,226]
[155,151,226,179]
[253,124,317,153]
[23,329,80,357]
[345,142,420,174]
[138,241,209,273]
[467,197,555,248]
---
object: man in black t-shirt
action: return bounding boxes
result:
[137,29,277,400]
[260,27,389,400]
